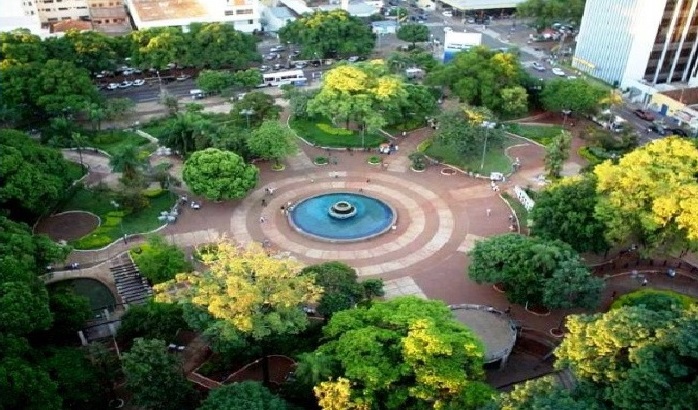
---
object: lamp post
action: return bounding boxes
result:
[111,201,127,244]
[240,109,255,129]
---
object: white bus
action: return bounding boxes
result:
[259,69,307,87]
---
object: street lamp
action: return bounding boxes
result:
[110,200,127,244]
[240,109,255,129]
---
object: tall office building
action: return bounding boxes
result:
[573,0,698,90]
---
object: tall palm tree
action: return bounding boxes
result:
[110,146,144,186]
[71,132,88,168]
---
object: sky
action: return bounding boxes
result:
[2,0,26,18]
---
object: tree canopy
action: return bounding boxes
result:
[594,137,698,252]
[433,108,505,161]
[232,92,283,128]
[186,23,259,69]
[396,24,430,46]
[541,78,607,115]
[517,0,587,30]
[279,10,375,59]
[530,175,608,253]
[468,234,603,309]
[131,235,192,284]
[198,381,290,410]
[426,47,529,115]
[247,120,298,166]
[297,297,494,410]
[543,129,572,179]
[182,148,258,201]
[117,301,188,345]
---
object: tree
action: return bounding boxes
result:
[0,129,83,220]
[109,145,146,188]
[129,27,187,69]
[594,137,698,252]
[500,85,529,117]
[544,129,572,179]
[0,29,46,67]
[426,47,528,115]
[387,50,440,73]
[30,59,98,118]
[530,175,608,253]
[555,306,698,409]
[164,111,214,156]
[117,301,188,345]
[434,109,505,160]
[396,23,430,47]
[298,297,494,410]
[182,148,258,201]
[300,261,384,318]
[247,120,298,167]
[196,69,236,94]
[62,30,117,74]
[231,92,282,127]
[186,23,260,69]
[155,242,321,383]
[517,0,587,30]
[198,381,289,410]
[44,284,92,343]
[541,78,607,115]
[491,376,603,410]
[468,234,603,309]
[131,235,192,284]
[282,86,319,120]
[122,338,195,410]
[385,83,438,127]
[210,125,254,161]
[232,68,263,89]
[307,62,407,132]
[279,10,375,59]
[39,346,104,410]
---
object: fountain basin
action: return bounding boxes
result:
[289,192,396,242]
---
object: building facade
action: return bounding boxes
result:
[574,0,698,90]
[87,0,131,33]
[27,0,91,25]
[125,0,260,33]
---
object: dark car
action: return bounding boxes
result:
[669,128,689,137]
[633,109,655,121]
[647,123,667,136]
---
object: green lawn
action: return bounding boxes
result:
[63,187,176,249]
[290,117,387,148]
[505,123,563,146]
[424,136,518,175]
[87,130,154,156]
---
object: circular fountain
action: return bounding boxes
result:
[289,192,396,242]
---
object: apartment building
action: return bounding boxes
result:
[24,0,90,25]
[124,0,260,33]
[87,0,130,33]
[574,0,698,92]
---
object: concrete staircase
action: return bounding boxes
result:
[109,253,152,305]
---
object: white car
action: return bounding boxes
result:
[270,45,286,53]
[532,62,546,71]
[133,79,145,86]
[118,81,133,89]
[552,67,566,76]
[567,75,578,80]
[444,26,453,32]
[442,11,453,17]
[347,56,360,63]
[107,83,119,90]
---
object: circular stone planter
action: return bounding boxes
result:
[525,305,551,316]
[271,164,286,172]
[492,283,506,293]
[313,160,329,166]
[441,168,457,176]
[108,399,125,409]
[549,328,565,338]
[411,166,426,173]
[367,158,381,166]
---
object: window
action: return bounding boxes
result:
[225,10,234,15]
[248,19,253,24]
[237,8,253,15]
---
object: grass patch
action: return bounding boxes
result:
[384,117,427,135]
[501,192,530,231]
[87,130,154,156]
[424,136,517,174]
[290,116,387,148]
[62,187,176,249]
[611,289,695,311]
[506,123,563,146]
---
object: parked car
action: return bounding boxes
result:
[347,56,360,63]
[176,74,191,81]
[294,61,307,68]
[442,11,453,17]
[633,109,655,121]
[291,50,301,57]
[270,45,286,53]
[444,26,453,32]
[107,83,119,90]
[259,65,270,72]
[670,128,688,137]
[118,81,133,89]
[264,53,279,61]
[532,62,546,71]
[647,123,667,136]
[133,79,145,86]
[552,67,566,76]
[273,63,283,70]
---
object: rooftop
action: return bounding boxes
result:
[129,0,207,22]
[659,87,698,106]
[51,19,93,33]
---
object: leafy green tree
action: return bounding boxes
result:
[555,306,698,409]
[387,50,440,73]
[0,129,83,220]
[232,68,263,89]
[530,175,608,253]
[131,235,192,284]
[500,85,529,117]
[541,78,607,115]
[39,346,104,410]
[247,120,298,167]
[300,261,384,318]
[427,47,529,114]
[182,148,258,201]
[62,30,117,74]
[299,297,494,410]
[282,86,318,119]
[196,69,235,94]
[186,23,260,69]
[117,301,188,345]
[468,234,603,309]
[231,92,282,127]
[396,23,430,47]
[0,29,46,66]
[544,129,572,179]
[164,110,214,156]
[109,145,146,188]
[129,27,187,69]
[517,0,587,30]
[385,83,438,127]
[491,376,603,410]
[210,125,254,161]
[434,110,505,160]
[0,345,62,410]
[279,10,375,59]
[43,284,92,343]
[30,59,98,118]
[122,338,196,410]
[104,97,135,122]
[611,289,695,312]
[198,381,289,410]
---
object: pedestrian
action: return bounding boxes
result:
[509,224,515,232]
[486,208,492,217]
[280,205,285,215]
[490,180,496,190]
[259,216,266,223]
[261,199,267,207]
[642,278,648,286]
[611,291,617,299]
[366,178,371,183]
[508,214,514,221]
[504,306,511,314]
[402,131,407,138]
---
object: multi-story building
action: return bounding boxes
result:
[27,0,91,26]
[87,0,131,34]
[124,0,260,33]
[574,0,698,98]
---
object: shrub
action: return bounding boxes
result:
[131,235,192,284]
[409,152,427,170]
[416,138,432,152]
[193,243,219,262]
[316,123,353,136]
[74,233,113,249]
[102,215,123,228]
[142,188,165,198]
[314,156,329,165]
[368,155,381,164]
[612,289,695,312]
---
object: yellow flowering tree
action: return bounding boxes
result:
[594,137,698,252]
[296,297,494,409]
[307,61,408,133]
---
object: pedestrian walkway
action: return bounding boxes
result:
[285,149,315,171]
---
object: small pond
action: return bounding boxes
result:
[49,278,117,314]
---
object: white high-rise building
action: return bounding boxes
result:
[29,0,91,25]
[574,0,698,93]
[125,0,261,33]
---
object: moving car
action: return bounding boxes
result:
[442,11,453,17]
[294,61,307,68]
[532,62,546,71]
[264,53,280,61]
[270,45,286,53]
[633,109,655,121]
[552,67,566,76]
[133,79,145,86]
[670,128,688,137]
